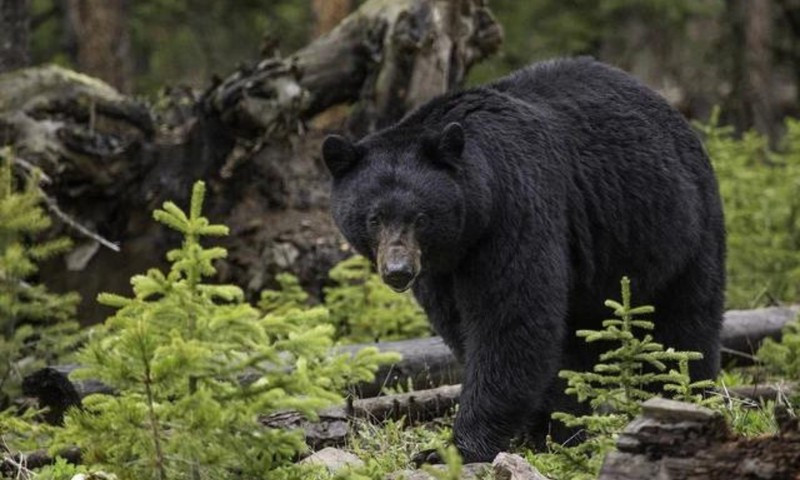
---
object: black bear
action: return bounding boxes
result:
[321,58,725,463]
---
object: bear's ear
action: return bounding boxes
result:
[430,122,464,171]
[439,122,464,157]
[322,134,360,178]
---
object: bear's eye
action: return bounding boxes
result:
[415,213,430,229]
[367,214,381,229]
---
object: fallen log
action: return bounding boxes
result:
[262,384,462,449]
[263,378,798,451]
[352,304,800,396]
[725,382,797,403]
[719,304,800,360]
[21,305,800,424]
[341,336,463,397]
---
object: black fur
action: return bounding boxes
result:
[323,58,725,462]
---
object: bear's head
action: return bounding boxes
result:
[322,122,477,292]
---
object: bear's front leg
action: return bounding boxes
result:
[412,273,465,363]
[452,268,568,462]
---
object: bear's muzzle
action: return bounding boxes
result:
[377,226,421,292]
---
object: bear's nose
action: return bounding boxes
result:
[383,261,415,292]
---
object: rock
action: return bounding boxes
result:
[299,447,364,473]
[613,397,729,459]
[386,463,491,480]
[492,452,550,480]
[386,469,434,480]
[639,396,719,424]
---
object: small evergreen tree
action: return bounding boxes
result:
[758,315,800,380]
[0,150,80,407]
[757,313,800,413]
[56,181,398,480]
[258,272,310,316]
[537,277,714,479]
[323,255,429,343]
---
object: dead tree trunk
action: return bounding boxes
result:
[208,0,503,137]
[0,0,30,73]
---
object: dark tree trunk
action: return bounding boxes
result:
[0,0,30,73]
[745,0,778,144]
[725,0,749,133]
[777,0,800,110]
[67,0,132,93]
[725,0,778,144]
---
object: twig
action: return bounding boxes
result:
[41,193,121,252]
[0,438,34,480]
[10,157,52,185]
[719,346,759,362]
[6,152,120,252]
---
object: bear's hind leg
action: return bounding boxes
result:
[651,253,725,382]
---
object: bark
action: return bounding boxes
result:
[725,0,749,133]
[67,0,133,93]
[777,0,800,110]
[340,336,464,397]
[0,0,30,73]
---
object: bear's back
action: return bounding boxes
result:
[485,58,722,308]
[488,57,666,116]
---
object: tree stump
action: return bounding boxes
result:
[600,397,800,479]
